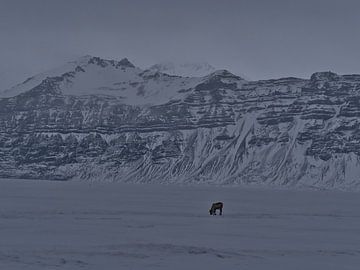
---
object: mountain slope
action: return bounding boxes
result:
[0,57,360,190]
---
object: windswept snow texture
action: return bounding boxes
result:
[1,179,360,270]
[1,56,360,189]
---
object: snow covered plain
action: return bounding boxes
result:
[1,179,360,269]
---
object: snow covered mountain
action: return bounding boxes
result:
[149,62,217,77]
[1,56,360,190]
[0,56,203,105]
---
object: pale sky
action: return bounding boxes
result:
[1,0,360,89]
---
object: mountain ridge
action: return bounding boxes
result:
[0,56,359,190]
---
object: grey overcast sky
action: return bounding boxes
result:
[1,0,360,89]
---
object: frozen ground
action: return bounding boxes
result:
[1,180,360,269]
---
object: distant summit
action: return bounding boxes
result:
[149,62,217,77]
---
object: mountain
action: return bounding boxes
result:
[1,56,360,190]
[149,62,217,77]
[0,56,203,105]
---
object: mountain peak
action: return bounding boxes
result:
[149,61,216,77]
[310,71,339,82]
[207,69,243,80]
[118,58,135,68]
[0,55,138,98]
[68,55,136,69]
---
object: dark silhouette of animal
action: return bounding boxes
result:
[209,202,223,215]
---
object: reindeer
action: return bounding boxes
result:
[209,202,223,215]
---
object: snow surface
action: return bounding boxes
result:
[1,179,360,270]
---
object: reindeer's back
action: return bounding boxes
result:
[213,202,223,208]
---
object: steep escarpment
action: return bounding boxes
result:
[1,57,360,190]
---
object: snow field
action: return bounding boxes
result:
[0,179,360,269]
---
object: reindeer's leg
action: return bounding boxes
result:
[220,207,222,215]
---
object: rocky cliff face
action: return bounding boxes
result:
[1,56,360,189]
